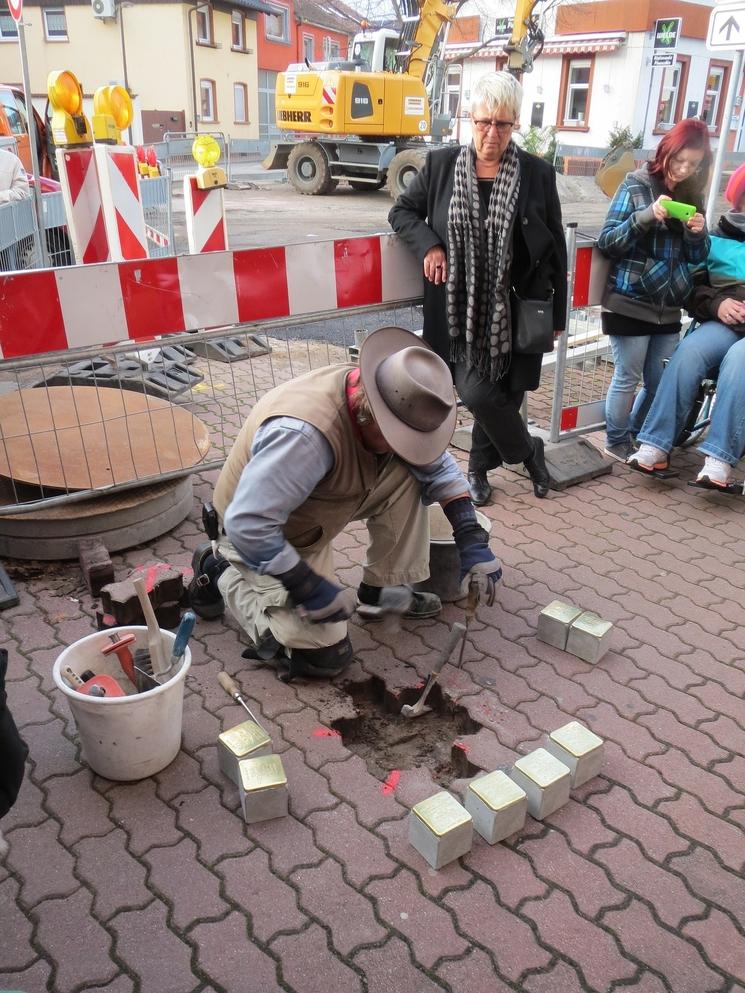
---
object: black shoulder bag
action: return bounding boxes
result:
[511,289,555,354]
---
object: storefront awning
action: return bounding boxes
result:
[445,32,626,61]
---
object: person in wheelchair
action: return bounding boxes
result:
[628,163,745,488]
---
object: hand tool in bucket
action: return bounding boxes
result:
[102,632,137,686]
[400,622,466,719]
[133,610,196,692]
[132,576,168,687]
[218,671,266,731]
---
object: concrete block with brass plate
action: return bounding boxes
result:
[546,721,604,788]
[238,754,288,824]
[566,611,613,664]
[536,600,584,651]
[409,791,473,869]
[465,770,527,845]
[509,748,571,821]
[218,720,272,786]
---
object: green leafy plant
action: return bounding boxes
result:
[607,123,643,150]
[519,124,557,163]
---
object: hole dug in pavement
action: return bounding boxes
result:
[332,674,482,787]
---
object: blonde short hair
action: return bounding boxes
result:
[471,72,522,122]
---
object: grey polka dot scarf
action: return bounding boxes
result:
[446,140,520,381]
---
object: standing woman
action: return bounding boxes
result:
[597,118,711,462]
[389,72,567,505]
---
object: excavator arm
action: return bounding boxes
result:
[398,0,460,82]
[505,0,544,78]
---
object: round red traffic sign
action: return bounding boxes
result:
[7,0,22,23]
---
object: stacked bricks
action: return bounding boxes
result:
[537,599,614,664]
[97,562,192,630]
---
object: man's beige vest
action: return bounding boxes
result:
[213,364,383,553]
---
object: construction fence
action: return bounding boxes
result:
[0,230,613,521]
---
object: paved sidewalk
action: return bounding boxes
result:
[1,443,744,993]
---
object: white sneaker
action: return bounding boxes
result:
[627,443,668,472]
[697,456,733,488]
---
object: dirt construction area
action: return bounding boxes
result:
[1,175,744,993]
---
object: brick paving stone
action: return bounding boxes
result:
[20,718,81,782]
[521,889,636,991]
[463,691,543,752]
[245,813,325,874]
[155,749,208,801]
[627,672,717,725]
[595,837,706,927]
[521,960,587,993]
[44,769,113,846]
[375,817,473,898]
[353,936,448,993]
[107,779,181,856]
[74,829,150,921]
[281,746,340,819]
[436,946,515,992]
[275,708,351,769]
[7,614,58,652]
[111,899,198,993]
[688,679,745,726]
[444,880,551,982]
[192,910,284,993]
[306,803,397,888]
[463,838,548,909]
[603,900,725,993]
[601,740,678,806]
[698,714,745,761]
[684,907,745,980]
[518,830,625,918]
[0,876,35,970]
[175,785,252,863]
[180,692,224,753]
[575,702,664,763]
[670,847,745,926]
[35,888,116,993]
[271,922,364,993]
[216,848,308,943]
[713,754,745,793]
[144,837,229,930]
[587,785,690,863]
[366,869,468,969]
[5,820,79,907]
[8,676,54,728]
[322,755,406,827]
[638,709,730,767]
[77,976,135,993]
[677,649,745,698]
[667,621,741,666]
[0,772,46,832]
[0,958,52,993]
[624,643,704,693]
[384,766,440,809]
[648,748,741,817]
[291,857,386,955]
[517,659,596,712]
[656,794,745,873]
[541,798,617,855]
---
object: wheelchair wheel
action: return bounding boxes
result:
[675,380,716,448]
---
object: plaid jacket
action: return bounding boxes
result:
[597,165,709,319]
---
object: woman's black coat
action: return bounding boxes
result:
[389,143,568,392]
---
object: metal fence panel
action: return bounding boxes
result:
[141,176,173,258]
[162,131,230,184]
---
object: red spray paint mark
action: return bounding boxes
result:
[453,741,470,753]
[312,727,341,738]
[382,770,400,794]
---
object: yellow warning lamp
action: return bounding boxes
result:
[192,135,227,189]
[47,70,93,146]
[92,85,133,144]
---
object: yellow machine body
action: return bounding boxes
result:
[276,69,430,138]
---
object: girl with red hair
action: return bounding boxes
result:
[597,118,711,462]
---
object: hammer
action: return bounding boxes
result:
[400,622,466,719]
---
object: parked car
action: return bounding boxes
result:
[0,84,56,179]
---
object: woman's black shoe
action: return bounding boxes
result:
[524,437,551,499]
[467,471,492,506]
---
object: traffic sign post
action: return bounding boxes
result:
[707,2,745,50]
[16,18,49,268]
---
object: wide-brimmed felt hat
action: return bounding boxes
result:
[358,326,457,466]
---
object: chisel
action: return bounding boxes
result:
[218,671,265,730]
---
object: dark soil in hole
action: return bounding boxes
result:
[332,675,482,787]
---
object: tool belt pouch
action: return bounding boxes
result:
[511,290,554,354]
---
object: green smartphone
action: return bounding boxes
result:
[663,200,696,222]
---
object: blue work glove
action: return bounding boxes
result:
[277,561,356,624]
[443,497,502,606]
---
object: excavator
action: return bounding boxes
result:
[263,0,544,197]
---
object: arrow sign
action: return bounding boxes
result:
[708,2,745,50]
[7,0,22,23]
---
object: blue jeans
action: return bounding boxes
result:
[605,333,680,446]
[637,321,745,466]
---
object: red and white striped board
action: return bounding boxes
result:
[94,145,148,262]
[55,147,109,265]
[0,233,422,360]
[145,225,170,248]
[183,177,228,254]
[572,245,609,309]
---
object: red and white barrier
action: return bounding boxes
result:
[183,177,228,254]
[55,147,109,265]
[94,145,148,261]
[0,233,421,360]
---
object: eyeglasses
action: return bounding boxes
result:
[472,118,515,134]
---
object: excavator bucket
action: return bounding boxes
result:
[595,145,637,199]
[262,144,292,171]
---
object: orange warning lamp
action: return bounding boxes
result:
[93,85,133,144]
[47,70,92,146]
[192,134,227,189]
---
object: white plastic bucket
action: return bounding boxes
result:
[53,625,192,781]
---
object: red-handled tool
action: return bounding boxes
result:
[102,632,137,685]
